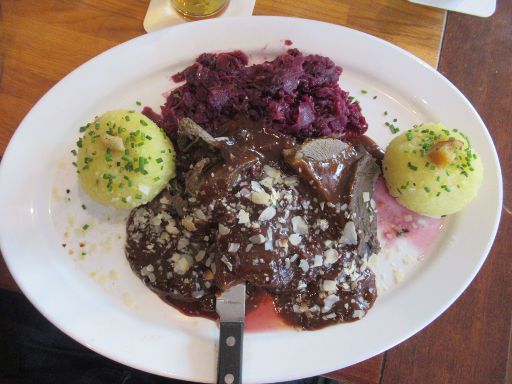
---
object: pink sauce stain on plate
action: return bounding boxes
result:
[374,177,444,253]
[245,292,288,332]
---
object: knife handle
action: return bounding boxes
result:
[217,321,244,384]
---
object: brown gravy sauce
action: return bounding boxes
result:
[125,117,381,329]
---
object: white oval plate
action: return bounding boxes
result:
[0,17,502,384]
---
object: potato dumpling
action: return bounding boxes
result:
[382,122,483,217]
[76,110,175,208]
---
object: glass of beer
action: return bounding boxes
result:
[170,0,229,19]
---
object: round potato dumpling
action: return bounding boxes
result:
[76,110,176,208]
[382,122,483,217]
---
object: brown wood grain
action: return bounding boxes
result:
[381,1,512,383]
[326,354,383,384]
[253,0,446,68]
[0,0,147,155]
[0,250,18,292]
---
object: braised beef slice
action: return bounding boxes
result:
[347,148,381,257]
[283,138,357,202]
[283,138,380,257]
[178,117,266,200]
[125,117,381,329]
[125,191,216,307]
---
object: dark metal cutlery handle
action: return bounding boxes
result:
[217,321,244,384]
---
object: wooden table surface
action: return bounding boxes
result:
[0,1,510,383]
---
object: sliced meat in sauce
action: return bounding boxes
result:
[125,116,380,329]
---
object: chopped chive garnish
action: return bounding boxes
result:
[156,157,163,164]
[136,101,142,106]
[361,89,368,94]
[82,224,89,230]
[407,162,418,171]
[103,173,116,191]
[386,122,400,134]
[123,175,133,187]
[138,157,145,172]
[140,120,148,126]
[105,148,112,162]
[81,204,87,210]
[424,187,430,193]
